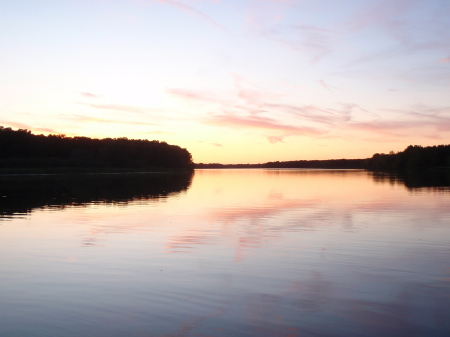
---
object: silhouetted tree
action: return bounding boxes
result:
[0,126,193,171]
[365,144,450,170]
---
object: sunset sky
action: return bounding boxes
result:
[1,0,449,163]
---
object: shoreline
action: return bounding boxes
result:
[0,167,194,176]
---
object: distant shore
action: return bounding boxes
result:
[195,144,450,171]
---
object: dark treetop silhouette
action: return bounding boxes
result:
[2,126,449,172]
[196,144,450,171]
[364,145,450,171]
[0,126,193,172]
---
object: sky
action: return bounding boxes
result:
[1,0,449,164]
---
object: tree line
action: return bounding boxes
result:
[195,159,365,169]
[196,145,450,170]
[2,126,449,172]
[0,126,193,171]
[365,145,450,170]
[265,158,365,169]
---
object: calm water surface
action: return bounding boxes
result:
[1,169,449,337]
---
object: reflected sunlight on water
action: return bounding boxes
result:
[0,169,449,336]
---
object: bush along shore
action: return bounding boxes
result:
[0,126,193,174]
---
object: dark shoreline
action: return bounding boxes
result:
[0,167,194,176]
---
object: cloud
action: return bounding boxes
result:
[318,80,332,92]
[67,114,159,126]
[232,73,284,108]
[265,103,353,126]
[151,0,230,35]
[167,88,222,104]
[204,113,323,142]
[198,140,223,147]
[242,0,335,63]
[170,78,376,144]
[168,74,285,117]
[80,92,102,98]
[440,57,450,63]
[267,135,284,144]
[80,103,162,114]
[346,0,418,32]
[342,0,450,71]
[346,109,450,141]
[259,24,334,63]
[0,121,61,135]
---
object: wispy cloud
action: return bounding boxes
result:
[80,92,102,98]
[242,0,335,63]
[346,106,450,141]
[232,73,284,108]
[167,88,223,104]
[198,140,223,147]
[204,113,322,139]
[150,0,230,35]
[343,0,450,71]
[259,24,334,63]
[267,135,284,144]
[0,121,60,135]
[346,0,418,32]
[80,103,160,114]
[170,77,366,143]
[318,80,332,92]
[67,114,159,126]
[265,103,353,126]
[440,57,450,63]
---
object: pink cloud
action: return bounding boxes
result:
[204,113,322,138]
[440,57,450,63]
[151,0,230,35]
[274,34,331,63]
[318,80,332,92]
[0,121,60,135]
[80,103,161,114]
[232,74,286,107]
[80,92,102,98]
[68,115,158,126]
[347,0,417,32]
[166,88,221,104]
[267,135,284,144]
[265,103,352,125]
[232,73,264,90]
[256,23,334,63]
[346,113,450,141]
[198,140,223,147]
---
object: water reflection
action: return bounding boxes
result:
[266,168,450,191]
[0,169,449,337]
[0,172,193,219]
[369,169,450,191]
[2,169,448,221]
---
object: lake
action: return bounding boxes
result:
[1,169,449,337]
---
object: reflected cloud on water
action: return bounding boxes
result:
[1,169,449,336]
[164,169,450,260]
